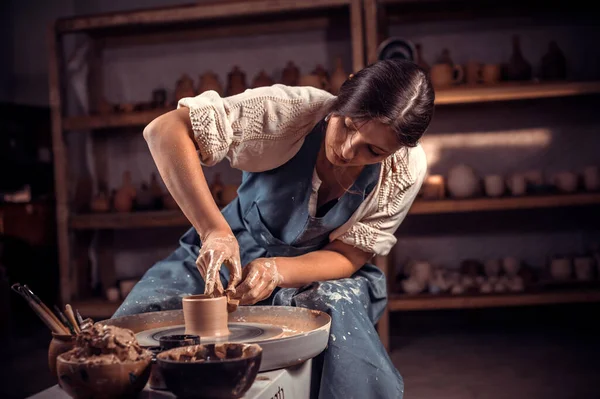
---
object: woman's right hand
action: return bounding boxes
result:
[196,230,242,297]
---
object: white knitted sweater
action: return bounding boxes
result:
[178,84,427,257]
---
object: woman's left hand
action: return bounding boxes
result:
[233,258,283,305]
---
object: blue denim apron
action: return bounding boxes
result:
[113,120,404,398]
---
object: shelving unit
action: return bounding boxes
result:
[363,0,600,351]
[49,0,365,308]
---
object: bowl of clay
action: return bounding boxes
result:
[56,349,153,399]
[156,343,262,399]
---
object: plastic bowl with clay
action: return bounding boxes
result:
[156,343,262,399]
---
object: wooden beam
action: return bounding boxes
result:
[363,0,379,65]
[349,0,365,72]
[56,0,351,33]
[70,210,190,230]
[48,24,72,305]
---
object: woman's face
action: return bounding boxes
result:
[324,115,400,167]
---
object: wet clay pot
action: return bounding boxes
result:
[48,333,75,379]
[182,295,230,338]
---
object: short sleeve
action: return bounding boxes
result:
[177,84,334,172]
[336,145,427,256]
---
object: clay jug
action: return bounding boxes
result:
[197,71,223,95]
[174,74,196,102]
[330,56,347,95]
[149,173,164,209]
[226,66,247,96]
[210,173,225,207]
[252,70,274,88]
[415,43,430,73]
[281,61,300,86]
[113,171,136,212]
[221,184,239,206]
[437,48,453,65]
[312,64,331,92]
[90,191,110,213]
[136,182,154,210]
[506,35,532,81]
[539,41,567,81]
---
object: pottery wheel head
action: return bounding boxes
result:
[136,322,283,347]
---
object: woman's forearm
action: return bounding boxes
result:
[143,107,230,240]
[275,241,374,288]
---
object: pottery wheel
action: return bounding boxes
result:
[99,306,331,372]
[136,322,284,347]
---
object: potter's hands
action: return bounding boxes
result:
[196,230,242,297]
[233,258,283,305]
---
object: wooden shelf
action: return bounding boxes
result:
[56,0,353,33]
[63,108,170,131]
[62,82,600,131]
[389,289,600,311]
[70,210,189,230]
[71,299,121,319]
[69,193,600,230]
[409,192,600,215]
[434,81,600,105]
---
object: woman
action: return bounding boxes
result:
[113,59,435,398]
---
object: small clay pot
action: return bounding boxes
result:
[182,295,230,338]
[157,343,262,399]
[56,351,153,399]
[48,333,75,379]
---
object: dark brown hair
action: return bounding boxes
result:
[329,59,435,148]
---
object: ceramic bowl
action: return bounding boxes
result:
[157,343,262,399]
[56,349,153,399]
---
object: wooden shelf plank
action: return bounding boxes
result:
[69,193,599,230]
[434,81,600,105]
[63,108,170,131]
[63,82,600,131]
[389,290,600,311]
[71,299,121,319]
[56,0,351,33]
[409,193,600,215]
[70,210,189,230]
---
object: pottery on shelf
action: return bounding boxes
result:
[312,64,331,92]
[227,66,247,96]
[252,70,274,88]
[506,35,532,81]
[182,295,230,338]
[436,48,453,65]
[281,61,300,86]
[174,74,196,103]
[198,71,223,95]
[414,43,430,73]
[539,40,567,81]
[446,164,480,198]
[210,173,225,207]
[221,184,239,206]
[113,171,137,212]
[136,182,154,210]
[90,191,110,212]
[149,173,164,208]
[330,56,347,95]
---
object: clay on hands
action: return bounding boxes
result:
[196,231,242,297]
[233,257,283,305]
